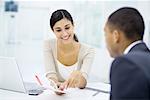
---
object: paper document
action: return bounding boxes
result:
[44,79,66,94]
[85,82,110,94]
[35,75,66,94]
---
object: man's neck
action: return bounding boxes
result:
[119,40,132,55]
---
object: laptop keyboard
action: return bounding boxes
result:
[24,82,45,95]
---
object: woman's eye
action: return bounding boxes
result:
[56,30,61,32]
[65,27,70,30]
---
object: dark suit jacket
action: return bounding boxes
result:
[110,42,150,100]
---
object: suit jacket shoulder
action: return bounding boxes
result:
[110,42,150,99]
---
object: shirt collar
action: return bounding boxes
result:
[124,40,143,54]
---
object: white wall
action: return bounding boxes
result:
[89,48,113,83]
[0,1,5,56]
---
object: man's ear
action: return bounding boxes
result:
[113,30,120,43]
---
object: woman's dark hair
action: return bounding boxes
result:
[50,9,78,42]
[107,7,145,41]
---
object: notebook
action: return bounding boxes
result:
[0,57,44,95]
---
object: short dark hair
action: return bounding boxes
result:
[107,7,145,41]
[50,9,78,42]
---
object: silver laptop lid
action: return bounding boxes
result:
[0,57,26,93]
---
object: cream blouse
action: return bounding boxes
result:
[43,39,95,82]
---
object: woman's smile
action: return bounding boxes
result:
[61,34,71,40]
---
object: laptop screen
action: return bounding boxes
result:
[0,57,26,93]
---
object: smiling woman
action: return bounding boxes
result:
[43,9,95,95]
[50,9,78,43]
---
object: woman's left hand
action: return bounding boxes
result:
[60,71,87,89]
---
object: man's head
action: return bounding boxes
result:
[104,7,145,58]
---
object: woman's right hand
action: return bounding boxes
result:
[55,82,66,95]
[49,78,65,95]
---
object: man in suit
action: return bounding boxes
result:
[104,7,150,100]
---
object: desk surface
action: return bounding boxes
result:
[0,82,110,100]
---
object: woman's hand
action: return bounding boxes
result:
[48,78,65,95]
[60,71,87,89]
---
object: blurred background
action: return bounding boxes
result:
[0,0,150,83]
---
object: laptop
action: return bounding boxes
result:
[0,57,44,95]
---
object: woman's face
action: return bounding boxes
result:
[53,18,74,44]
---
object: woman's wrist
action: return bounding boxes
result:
[72,71,87,89]
[48,77,59,85]
[78,74,87,89]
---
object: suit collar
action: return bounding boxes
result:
[124,40,143,54]
[128,42,150,53]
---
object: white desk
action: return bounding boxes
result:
[0,82,110,100]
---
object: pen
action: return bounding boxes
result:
[35,75,43,86]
